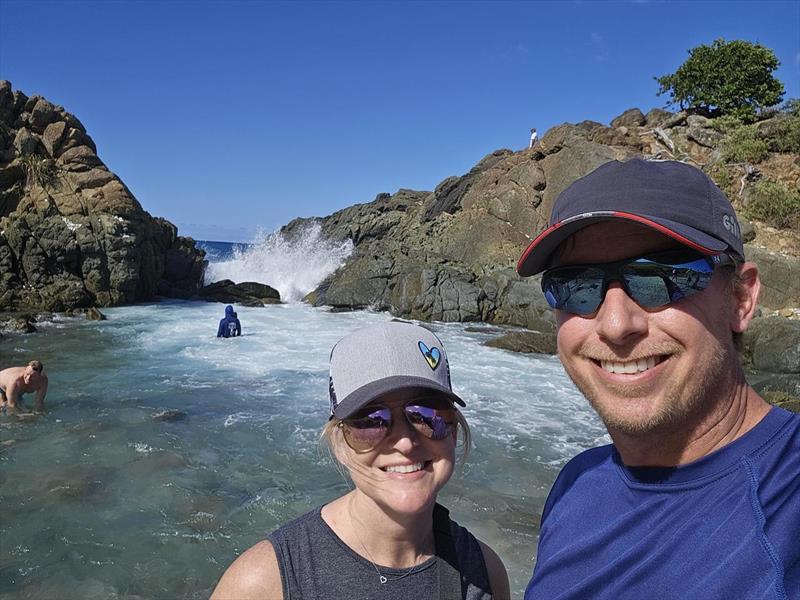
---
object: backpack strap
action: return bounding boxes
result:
[433,503,464,600]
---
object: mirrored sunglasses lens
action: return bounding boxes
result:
[342,408,391,450]
[625,259,714,308]
[405,403,455,440]
[623,269,672,307]
[543,267,605,315]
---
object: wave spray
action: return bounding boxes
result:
[204,222,353,302]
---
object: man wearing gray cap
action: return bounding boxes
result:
[517,158,800,599]
[213,320,510,600]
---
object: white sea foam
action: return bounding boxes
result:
[130,442,155,454]
[204,222,354,302]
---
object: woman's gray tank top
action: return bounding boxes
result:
[268,504,493,600]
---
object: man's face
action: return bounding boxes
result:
[23,366,41,385]
[551,221,741,437]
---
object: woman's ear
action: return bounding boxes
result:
[730,262,760,334]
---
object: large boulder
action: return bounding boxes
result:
[741,316,800,401]
[745,245,800,310]
[610,108,646,128]
[742,317,800,375]
[198,279,281,306]
[0,80,206,312]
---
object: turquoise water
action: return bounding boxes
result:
[0,303,608,598]
[1,232,608,598]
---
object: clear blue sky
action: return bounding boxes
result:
[1,1,798,242]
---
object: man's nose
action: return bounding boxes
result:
[594,282,649,343]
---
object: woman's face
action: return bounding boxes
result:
[337,392,457,516]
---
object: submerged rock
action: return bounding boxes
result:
[484,330,557,355]
[151,409,188,422]
[65,306,107,320]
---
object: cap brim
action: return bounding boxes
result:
[516,212,730,277]
[332,375,466,420]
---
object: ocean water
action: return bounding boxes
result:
[0,228,607,599]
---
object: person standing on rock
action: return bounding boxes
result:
[211,321,510,599]
[216,305,241,338]
[529,128,537,148]
[516,158,800,598]
[0,360,48,414]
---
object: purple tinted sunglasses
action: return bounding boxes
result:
[339,396,456,452]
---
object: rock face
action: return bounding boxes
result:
[286,105,798,398]
[291,109,798,325]
[0,81,206,312]
[742,316,800,400]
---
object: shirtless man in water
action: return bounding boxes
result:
[0,360,48,414]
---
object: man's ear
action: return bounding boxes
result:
[730,262,760,333]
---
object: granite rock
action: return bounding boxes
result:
[0,80,207,312]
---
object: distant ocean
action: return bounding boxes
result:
[0,223,607,598]
[196,240,252,262]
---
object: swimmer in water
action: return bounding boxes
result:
[0,360,48,415]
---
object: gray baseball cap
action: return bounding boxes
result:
[328,320,466,419]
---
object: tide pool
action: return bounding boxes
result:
[1,302,608,598]
[1,227,608,598]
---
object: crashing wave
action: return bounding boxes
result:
[204,222,353,302]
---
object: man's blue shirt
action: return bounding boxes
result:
[526,407,800,599]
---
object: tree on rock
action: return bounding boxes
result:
[656,39,784,121]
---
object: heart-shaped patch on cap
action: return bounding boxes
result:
[418,341,441,370]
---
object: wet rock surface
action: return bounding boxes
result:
[198,279,281,306]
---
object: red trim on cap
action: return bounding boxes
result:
[516,211,717,274]
[516,222,562,272]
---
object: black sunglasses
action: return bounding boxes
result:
[541,250,735,316]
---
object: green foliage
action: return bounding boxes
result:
[713,99,800,156]
[745,178,800,229]
[656,39,784,121]
[719,125,770,163]
[19,153,56,190]
[782,98,800,117]
[708,164,735,197]
[766,114,800,154]
[711,114,746,134]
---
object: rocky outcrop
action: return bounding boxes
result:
[198,279,281,306]
[286,105,798,397]
[0,312,37,333]
[293,108,798,323]
[741,316,800,398]
[0,81,206,312]
[483,330,557,355]
[744,245,800,309]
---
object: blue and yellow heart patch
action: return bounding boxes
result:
[418,341,441,370]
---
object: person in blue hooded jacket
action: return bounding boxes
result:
[217,305,242,338]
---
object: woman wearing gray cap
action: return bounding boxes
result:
[212,320,510,600]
